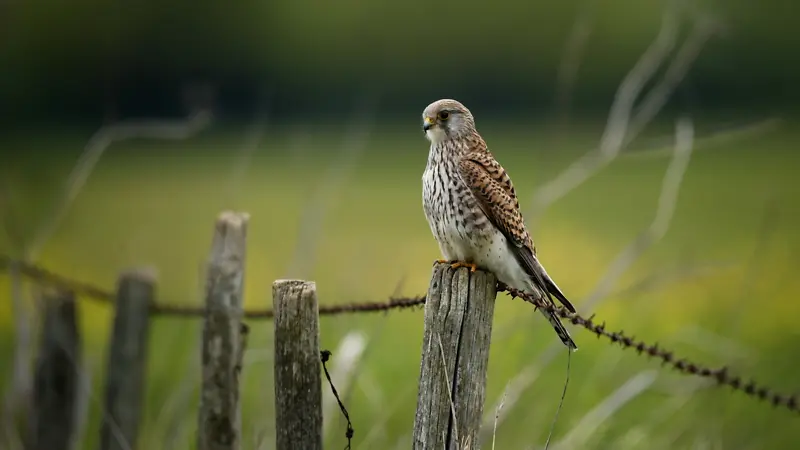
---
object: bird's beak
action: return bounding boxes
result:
[423,116,435,132]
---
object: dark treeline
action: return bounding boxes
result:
[1,0,796,123]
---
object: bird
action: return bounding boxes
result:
[420,98,578,351]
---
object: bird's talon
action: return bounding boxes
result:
[449,261,478,273]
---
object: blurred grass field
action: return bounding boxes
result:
[1,115,799,449]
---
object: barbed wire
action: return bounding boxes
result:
[500,283,799,415]
[152,296,426,319]
[1,255,114,301]
[1,255,797,415]
[0,255,425,318]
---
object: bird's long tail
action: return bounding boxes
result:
[539,306,578,351]
[527,258,578,351]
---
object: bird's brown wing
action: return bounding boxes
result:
[457,150,577,313]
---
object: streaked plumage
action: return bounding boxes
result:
[421,98,578,350]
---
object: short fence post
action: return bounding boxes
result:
[31,289,81,450]
[413,262,498,450]
[198,211,249,450]
[272,280,322,450]
[100,268,156,450]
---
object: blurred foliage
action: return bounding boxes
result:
[1,0,798,447]
[1,0,798,121]
[1,118,799,448]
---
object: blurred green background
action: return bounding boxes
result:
[2,0,800,449]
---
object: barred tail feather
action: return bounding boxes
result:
[532,258,577,313]
[525,259,578,350]
[539,307,578,351]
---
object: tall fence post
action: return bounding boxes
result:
[272,280,322,450]
[100,267,156,450]
[198,211,249,450]
[413,262,498,450]
[30,289,81,450]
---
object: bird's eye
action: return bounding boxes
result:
[437,111,450,121]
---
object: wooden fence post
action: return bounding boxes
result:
[100,268,156,450]
[413,262,498,450]
[272,280,322,450]
[31,289,81,450]
[198,211,249,450]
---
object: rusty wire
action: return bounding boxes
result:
[0,255,425,318]
[2,254,114,301]
[1,255,797,415]
[151,296,426,319]
[500,282,799,415]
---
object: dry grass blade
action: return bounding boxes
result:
[624,17,723,143]
[436,333,459,449]
[553,0,598,133]
[582,117,694,306]
[674,325,753,362]
[530,4,680,216]
[548,370,658,450]
[491,385,509,450]
[154,328,202,449]
[531,3,724,220]
[283,90,379,279]
[226,109,269,207]
[612,262,735,299]
[481,364,542,438]
[612,384,705,450]
[356,382,415,450]
[483,118,694,438]
[623,118,782,160]
[26,110,212,261]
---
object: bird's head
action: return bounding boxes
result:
[422,99,476,144]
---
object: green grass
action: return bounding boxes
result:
[1,116,799,449]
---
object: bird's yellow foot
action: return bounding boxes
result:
[450,261,478,273]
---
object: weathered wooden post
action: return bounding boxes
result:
[31,289,81,450]
[198,211,250,450]
[413,262,498,450]
[272,280,322,450]
[100,267,156,450]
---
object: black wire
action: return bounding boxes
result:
[320,350,354,450]
[544,347,572,449]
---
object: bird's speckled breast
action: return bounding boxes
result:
[422,142,492,261]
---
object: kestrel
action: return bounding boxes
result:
[421,99,577,350]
